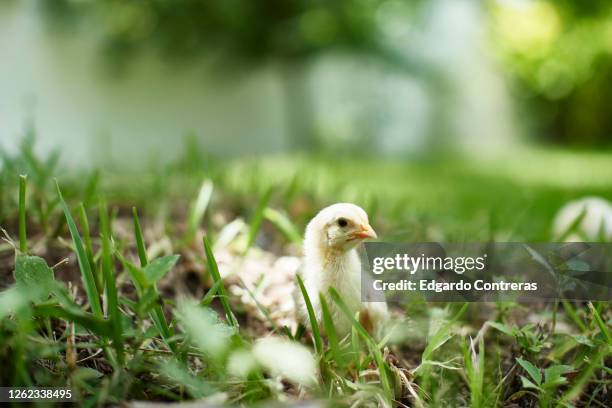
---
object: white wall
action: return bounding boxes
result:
[0,1,288,166]
[0,0,517,166]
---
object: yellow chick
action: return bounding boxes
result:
[294,203,389,337]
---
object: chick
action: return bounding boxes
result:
[294,203,389,337]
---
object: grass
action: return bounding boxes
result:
[18,175,27,253]
[0,135,610,406]
[203,236,238,328]
[56,181,103,317]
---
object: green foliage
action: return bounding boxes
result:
[245,187,273,253]
[463,337,486,408]
[42,0,421,66]
[490,0,612,146]
[143,255,180,284]
[176,298,235,358]
[0,138,610,406]
[99,200,124,365]
[18,175,27,253]
[130,207,177,352]
[132,207,149,266]
[187,179,213,241]
[263,207,302,244]
[488,321,551,354]
[295,273,322,354]
[516,357,575,407]
[78,203,101,292]
[319,293,341,363]
[329,287,393,406]
[13,255,55,303]
[56,181,103,317]
[203,236,238,327]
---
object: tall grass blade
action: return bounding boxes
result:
[561,301,587,332]
[319,293,341,362]
[263,207,302,244]
[329,287,393,402]
[328,287,370,341]
[421,303,469,363]
[132,207,148,266]
[187,179,213,239]
[296,273,322,354]
[588,302,611,343]
[245,186,273,253]
[56,181,102,317]
[18,175,27,253]
[131,207,175,351]
[99,200,124,365]
[203,236,238,327]
[200,279,224,307]
[463,337,485,408]
[83,170,99,208]
[557,345,606,406]
[79,202,102,292]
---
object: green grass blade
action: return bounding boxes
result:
[187,179,213,239]
[200,279,224,307]
[245,186,273,253]
[203,236,238,327]
[79,202,102,293]
[83,170,99,208]
[588,302,611,344]
[561,301,587,332]
[329,287,393,401]
[421,303,469,363]
[56,180,102,317]
[151,306,173,344]
[319,293,341,362]
[120,256,148,294]
[120,253,175,351]
[33,304,111,337]
[463,337,485,408]
[99,200,124,365]
[18,175,27,253]
[132,207,148,266]
[328,287,370,341]
[556,345,606,406]
[263,207,302,244]
[296,273,322,354]
[130,209,176,351]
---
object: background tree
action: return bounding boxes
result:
[489,0,612,147]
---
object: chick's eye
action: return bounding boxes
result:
[337,218,348,227]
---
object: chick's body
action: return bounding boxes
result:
[294,203,388,337]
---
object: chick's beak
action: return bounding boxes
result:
[352,224,377,240]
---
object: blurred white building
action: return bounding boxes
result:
[0,0,517,165]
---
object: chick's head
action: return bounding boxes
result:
[305,203,377,252]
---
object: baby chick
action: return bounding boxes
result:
[294,203,389,337]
